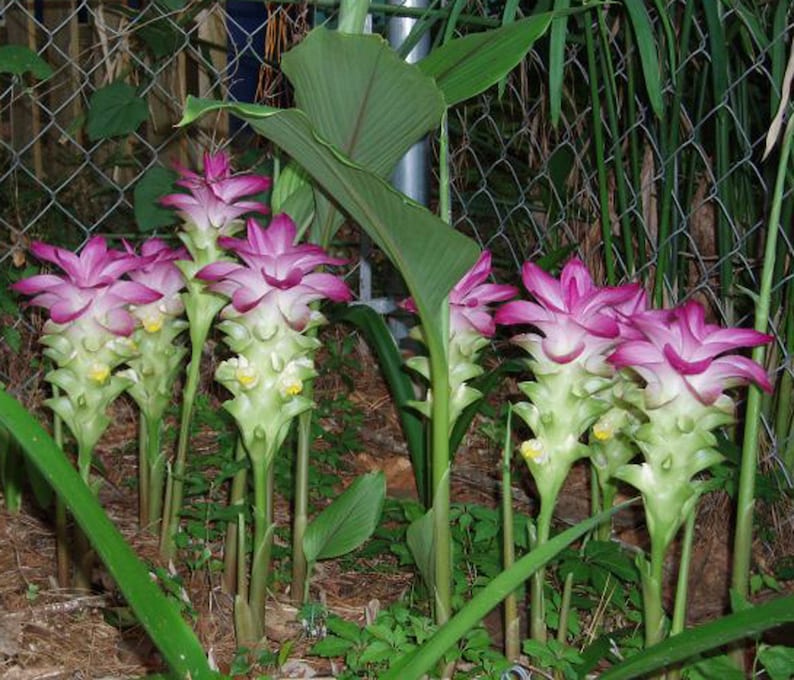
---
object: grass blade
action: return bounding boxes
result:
[0,389,214,679]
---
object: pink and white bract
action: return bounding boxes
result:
[12,236,161,336]
[496,257,644,366]
[124,237,188,329]
[404,250,517,337]
[160,151,271,238]
[609,300,773,406]
[197,214,351,329]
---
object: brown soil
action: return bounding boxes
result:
[1,325,792,678]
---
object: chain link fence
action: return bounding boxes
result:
[2,1,794,485]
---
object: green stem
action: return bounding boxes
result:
[530,498,553,643]
[597,479,618,542]
[584,8,615,284]
[429,106,453,629]
[501,407,519,661]
[160,323,210,559]
[74,439,96,591]
[642,537,667,651]
[291,402,313,605]
[138,415,149,530]
[596,9,634,276]
[667,504,697,680]
[731,112,794,632]
[53,404,69,588]
[557,572,574,646]
[145,413,166,533]
[223,439,249,596]
[337,0,370,33]
[249,459,269,639]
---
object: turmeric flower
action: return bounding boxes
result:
[609,300,772,406]
[12,236,161,335]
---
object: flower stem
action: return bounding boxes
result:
[138,415,149,530]
[732,113,794,601]
[160,330,207,558]
[642,537,667,650]
[428,314,452,627]
[249,456,275,641]
[668,505,697,680]
[291,402,313,605]
[145,413,166,533]
[53,403,69,588]
[501,406,519,661]
[223,438,248,595]
[530,498,553,643]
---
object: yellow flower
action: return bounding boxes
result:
[142,313,164,333]
[592,419,614,442]
[520,439,546,463]
[235,364,258,388]
[279,377,303,398]
[88,362,110,384]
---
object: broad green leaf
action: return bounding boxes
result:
[134,166,179,232]
[622,0,663,118]
[406,508,435,592]
[179,97,479,333]
[338,305,428,505]
[283,28,445,178]
[303,471,386,563]
[0,389,215,679]
[87,81,149,141]
[311,635,356,657]
[418,13,553,107]
[600,594,794,680]
[281,27,445,246]
[0,45,53,80]
[381,501,636,680]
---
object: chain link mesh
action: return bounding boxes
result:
[2,1,794,484]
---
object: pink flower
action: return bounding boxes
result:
[160,151,272,236]
[403,251,516,336]
[608,300,772,405]
[495,258,644,364]
[196,214,351,329]
[123,238,188,326]
[12,236,161,336]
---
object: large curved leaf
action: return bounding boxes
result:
[0,389,215,679]
[179,97,479,338]
[418,13,554,107]
[283,27,445,177]
[281,28,446,247]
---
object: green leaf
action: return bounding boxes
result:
[280,27,445,247]
[338,305,428,505]
[283,27,445,179]
[600,595,794,680]
[381,501,636,680]
[359,640,393,665]
[758,644,794,680]
[310,635,355,657]
[272,162,315,238]
[0,45,53,80]
[179,97,479,343]
[303,471,386,563]
[87,81,149,141]
[326,615,363,642]
[134,166,179,232]
[622,0,664,118]
[407,508,436,592]
[0,389,215,679]
[548,0,571,127]
[418,13,553,107]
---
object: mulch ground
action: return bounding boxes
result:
[1,325,792,678]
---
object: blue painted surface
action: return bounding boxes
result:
[225,0,268,121]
